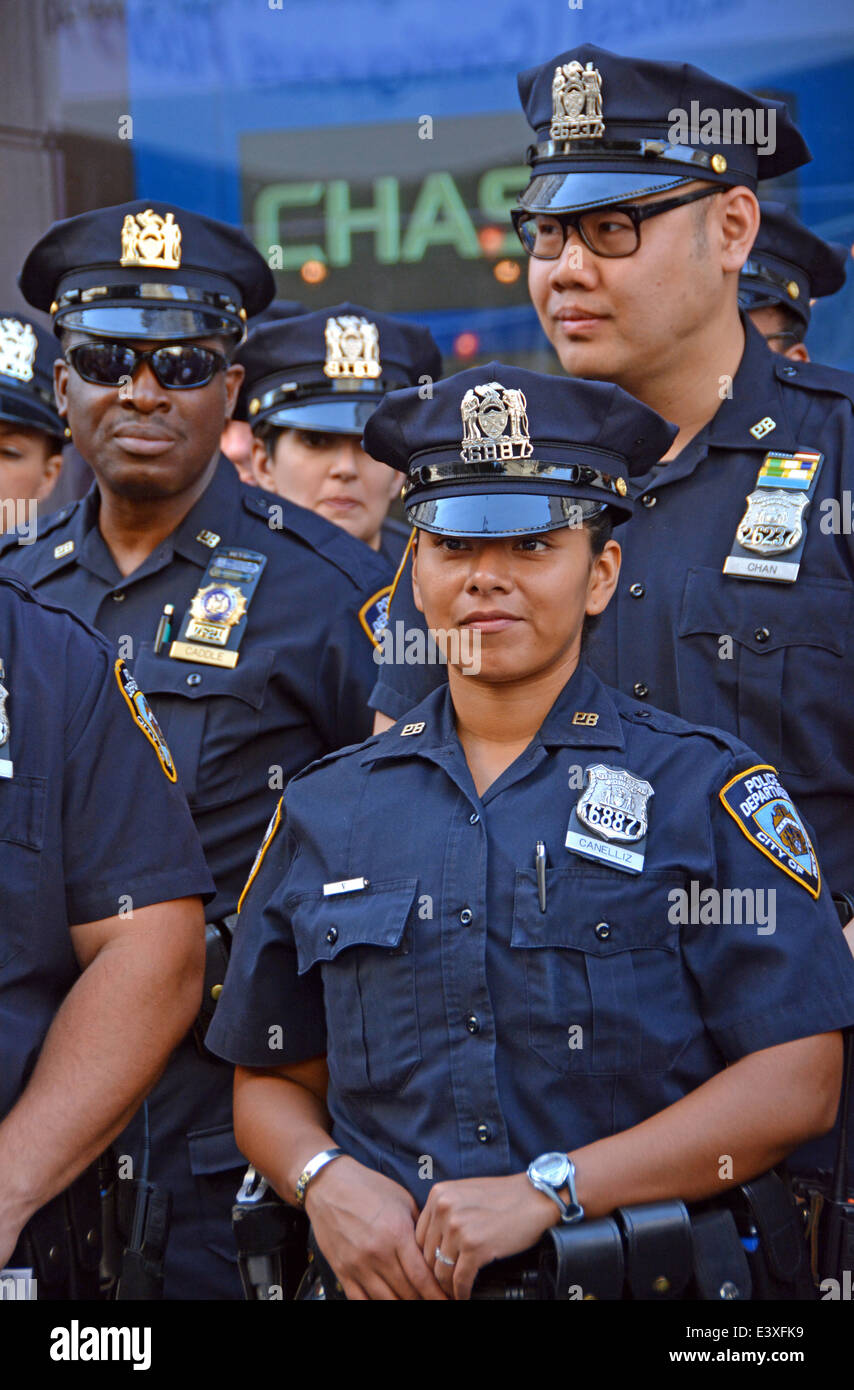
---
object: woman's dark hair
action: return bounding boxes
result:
[580,506,614,650]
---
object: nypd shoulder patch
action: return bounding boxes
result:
[238,796,283,914]
[114,659,177,783]
[719,763,820,898]
[358,584,392,648]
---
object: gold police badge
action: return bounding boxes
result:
[186,582,247,646]
[323,315,381,379]
[120,209,183,269]
[550,60,605,140]
[460,381,534,464]
[735,488,809,556]
[0,317,37,382]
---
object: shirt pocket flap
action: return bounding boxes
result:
[187,1123,245,1177]
[511,867,679,956]
[678,567,848,655]
[133,643,274,709]
[0,773,47,850]
[288,878,419,974]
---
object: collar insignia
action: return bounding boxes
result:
[460,381,534,463]
[550,61,605,140]
[323,315,381,379]
[120,209,183,269]
[0,318,37,383]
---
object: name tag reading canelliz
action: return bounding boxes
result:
[169,548,267,669]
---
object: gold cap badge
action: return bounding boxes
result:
[120,209,182,269]
[550,61,605,140]
[323,315,381,379]
[0,318,37,383]
[710,153,728,174]
[786,281,800,299]
[616,477,628,497]
[460,381,534,464]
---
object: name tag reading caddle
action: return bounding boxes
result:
[169,548,267,669]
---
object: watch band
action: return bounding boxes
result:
[295,1147,345,1206]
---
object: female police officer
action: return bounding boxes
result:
[207,364,854,1300]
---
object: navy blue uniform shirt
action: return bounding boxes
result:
[369,322,854,897]
[208,662,854,1197]
[0,570,212,1126]
[0,457,393,1298]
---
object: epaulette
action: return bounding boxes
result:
[620,701,748,758]
[0,502,76,558]
[288,734,382,788]
[240,486,392,590]
[773,355,854,408]
[0,565,112,650]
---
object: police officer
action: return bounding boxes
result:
[207,365,854,1300]
[0,312,63,506]
[221,299,306,484]
[0,570,212,1295]
[738,202,848,361]
[0,200,396,1298]
[237,303,441,566]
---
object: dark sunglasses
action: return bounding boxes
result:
[512,185,721,260]
[65,342,228,390]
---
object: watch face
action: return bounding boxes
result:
[535,1152,571,1186]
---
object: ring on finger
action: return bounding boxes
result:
[434,1246,456,1267]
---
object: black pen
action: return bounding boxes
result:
[154,603,174,655]
[536,840,547,913]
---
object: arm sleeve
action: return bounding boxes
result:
[205,807,327,1068]
[62,641,214,925]
[680,754,854,1062]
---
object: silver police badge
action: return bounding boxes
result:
[0,317,37,383]
[460,381,534,464]
[550,60,605,140]
[576,764,653,842]
[735,488,809,556]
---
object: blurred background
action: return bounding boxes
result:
[2,0,853,370]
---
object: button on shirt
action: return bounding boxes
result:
[208,662,854,1199]
[0,572,212,1125]
[369,321,854,894]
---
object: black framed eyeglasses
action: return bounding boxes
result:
[65,342,229,390]
[512,186,721,260]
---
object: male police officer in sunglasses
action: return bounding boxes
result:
[0,201,396,1299]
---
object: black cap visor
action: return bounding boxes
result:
[259,396,384,436]
[519,169,690,214]
[55,303,242,342]
[406,488,620,537]
[0,387,63,438]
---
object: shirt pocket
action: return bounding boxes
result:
[511,867,684,1077]
[288,878,421,1096]
[0,774,47,966]
[678,568,849,776]
[132,643,274,807]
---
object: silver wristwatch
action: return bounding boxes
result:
[526,1151,584,1224]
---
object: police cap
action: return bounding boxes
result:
[19,200,275,342]
[517,44,811,215]
[0,311,63,438]
[236,303,442,434]
[362,361,676,536]
[738,202,848,328]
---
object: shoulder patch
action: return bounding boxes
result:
[114,658,177,782]
[719,763,820,898]
[358,584,392,647]
[238,796,282,913]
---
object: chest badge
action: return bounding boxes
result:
[0,658,12,779]
[169,547,267,669]
[565,763,653,874]
[723,449,823,584]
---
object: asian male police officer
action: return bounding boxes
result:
[0,201,397,1299]
[0,571,212,1296]
[206,364,854,1300]
[738,201,848,362]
